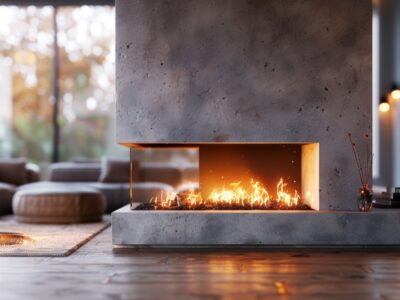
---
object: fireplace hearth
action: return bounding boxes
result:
[112,204,400,247]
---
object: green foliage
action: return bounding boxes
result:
[12,114,52,163]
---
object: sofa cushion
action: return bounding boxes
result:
[138,162,182,187]
[0,159,27,186]
[176,182,199,194]
[48,162,101,182]
[85,182,175,211]
[0,182,16,215]
[99,158,139,183]
[181,165,199,183]
[131,182,175,203]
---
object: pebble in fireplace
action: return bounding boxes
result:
[131,143,319,211]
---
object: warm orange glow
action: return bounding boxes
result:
[275,281,289,296]
[149,178,306,210]
[379,102,390,113]
[391,89,400,101]
[0,232,35,246]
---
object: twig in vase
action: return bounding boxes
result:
[348,133,366,185]
[364,134,371,186]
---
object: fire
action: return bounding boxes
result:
[147,178,306,210]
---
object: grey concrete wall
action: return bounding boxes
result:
[116,0,372,210]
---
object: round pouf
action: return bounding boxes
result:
[12,187,106,224]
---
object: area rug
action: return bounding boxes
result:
[0,216,110,257]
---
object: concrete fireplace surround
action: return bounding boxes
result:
[112,0,400,246]
[116,0,371,211]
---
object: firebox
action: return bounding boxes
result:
[128,143,319,211]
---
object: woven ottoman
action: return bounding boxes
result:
[12,187,106,224]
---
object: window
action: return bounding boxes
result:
[0,6,54,165]
[57,6,121,161]
[0,5,124,167]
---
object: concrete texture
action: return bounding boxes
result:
[112,204,400,246]
[116,0,372,210]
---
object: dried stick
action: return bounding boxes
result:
[348,133,365,185]
[364,134,371,186]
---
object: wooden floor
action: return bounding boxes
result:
[1,228,400,300]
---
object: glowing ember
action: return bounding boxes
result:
[142,178,309,210]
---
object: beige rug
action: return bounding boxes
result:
[0,216,110,257]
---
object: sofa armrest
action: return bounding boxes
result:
[26,163,40,183]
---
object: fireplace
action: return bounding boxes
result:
[115,0,372,212]
[110,0,394,247]
[128,143,319,211]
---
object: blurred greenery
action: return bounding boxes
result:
[0,5,122,166]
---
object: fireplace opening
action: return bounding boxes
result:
[127,143,319,211]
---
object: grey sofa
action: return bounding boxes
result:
[0,161,40,215]
[21,161,198,213]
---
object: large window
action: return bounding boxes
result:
[0,5,122,166]
[0,6,54,164]
[57,6,119,161]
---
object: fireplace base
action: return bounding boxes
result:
[112,204,400,247]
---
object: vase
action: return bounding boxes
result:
[357,184,373,212]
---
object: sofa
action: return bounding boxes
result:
[19,160,199,213]
[0,159,40,215]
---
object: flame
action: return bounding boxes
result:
[149,178,303,210]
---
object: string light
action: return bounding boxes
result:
[379,95,390,113]
[390,84,400,101]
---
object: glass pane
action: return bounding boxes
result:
[0,6,54,166]
[58,6,125,162]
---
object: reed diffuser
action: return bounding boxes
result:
[348,133,373,212]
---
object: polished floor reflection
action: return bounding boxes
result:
[1,227,399,299]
